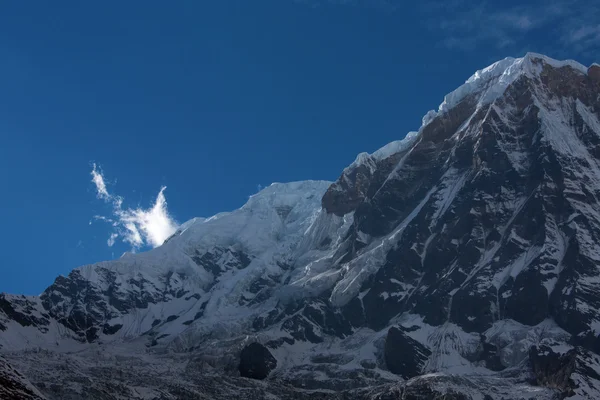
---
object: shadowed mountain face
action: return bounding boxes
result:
[2,53,600,399]
[325,55,600,339]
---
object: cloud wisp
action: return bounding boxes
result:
[90,164,178,250]
[295,0,600,57]
[416,0,597,54]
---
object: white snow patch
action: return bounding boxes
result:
[344,131,419,174]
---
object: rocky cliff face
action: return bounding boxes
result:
[2,53,600,399]
[329,53,600,338]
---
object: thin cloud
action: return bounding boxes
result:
[92,215,116,225]
[295,0,600,56]
[90,165,178,250]
[91,164,110,200]
[563,25,600,44]
[425,0,600,55]
[107,233,118,247]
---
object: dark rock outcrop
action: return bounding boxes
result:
[529,341,600,398]
[239,342,277,380]
[384,327,431,378]
[322,162,374,217]
[588,64,600,83]
[529,343,576,395]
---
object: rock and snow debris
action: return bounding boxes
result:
[0,356,46,400]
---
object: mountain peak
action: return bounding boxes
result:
[420,53,589,129]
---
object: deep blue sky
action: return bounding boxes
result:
[1,0,598,295]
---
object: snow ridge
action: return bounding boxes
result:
[425,52,589,127]
[345,131,419,174]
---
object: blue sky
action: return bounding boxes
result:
[1,0,598,295]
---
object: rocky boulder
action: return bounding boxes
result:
[239,342,277,380]
[384,327,431,379]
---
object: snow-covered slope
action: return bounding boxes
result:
[0,180,337,350]
[2,53,600,399]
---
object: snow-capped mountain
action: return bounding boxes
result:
[2,53,600,399]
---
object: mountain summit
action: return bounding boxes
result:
[2,53,600,399]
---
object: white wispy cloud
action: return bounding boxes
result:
[424,0,600,55]
[295,0,600,56]
[565,25,600,44]
[90,165,178,250]
[107,233,118,247]
[91,164,110,200]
